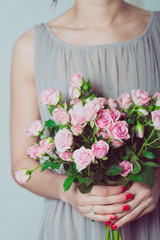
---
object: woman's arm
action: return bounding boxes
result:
[10,28,66,200]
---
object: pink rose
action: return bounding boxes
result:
[131,89,150,106]
[71,125,83,136]
[151,110,160,130]
[59,151,73,162]
[27,145,45,159]
[70,99,83,108]
[119,161,133,177]
[92,140,109,159]
[107,121,130,141]
[118,93,132,109]
[111,139,124,148]
[73,146,95,172]
[107,98,117,109]
[136,125,144,138]
[14,169,31,184]
[153,92,160,106]
[92,97,107,111]
[52,106,70,125]
[40,88,61,106]
[26,120,43,137]
[95,109,113,130]
[96,130,109,140]
[137,109,148,116]
[54,128,73,152]
[69,85,81,99]
[109,108,121,122]
[83,101,97,122]
[69,108,86,126]
[69,73,83,87]
[39,138,55,152]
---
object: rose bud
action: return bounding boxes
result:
[39,138,55,153]
[136,124,144,138]
[40,88,61,106]
[151,110,160,130]
[71,125,83,136]
[131,89,150,106]
[27,145,45,159]
[118,93,132,109]
[92,140,109,159]
[119,161,133,177]
[73,146,95,172]
[14,169,31,185]
[69,85,81,99]
[26,120,43,137]
[152,92,160,106]
[137,109,148,116]
[69,73,83,87]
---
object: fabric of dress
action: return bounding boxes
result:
[34,10,160,240]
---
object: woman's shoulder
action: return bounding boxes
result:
[13,27,35,58]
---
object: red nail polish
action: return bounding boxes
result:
[105,221,112,226]
[110,224,117,230]
[122,186,127,192]
[126,193,133,200]
[122,205,130,211]
[110,216,117,220]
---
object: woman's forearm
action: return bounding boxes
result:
[12,156,67,200]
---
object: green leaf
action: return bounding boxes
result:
[127,174,142,182]
[83,177,93,186]
[77,175,84,183]
[41,161,52,172]
[94,127,99,134]
[142,151,155,159]
[63,177,74,192]
[141,166,155,188]
[88,80,92,90]
[121,156,129,161]
[90,121,94,129]
[105,165,123,176]
[45,119,57,128]
[63,101,68,111]
[132,161,141,175]
[78,183,93,194]
[157,131,160,139]
[66,164,78,177]
[102,156,108,160]
[128,118,134,124]
[143,162,160,167]
[48,106,56,115]
[51,162,61,170]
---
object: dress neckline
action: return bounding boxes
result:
[43,11,154,49]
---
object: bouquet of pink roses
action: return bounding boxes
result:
[15,73,160,240]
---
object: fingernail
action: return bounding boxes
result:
[105,221,112,226]
[122,205,130,211]
[110,224,117,230]
[126,193,133,200]
[122,186,127,192]
[110,216,117,220]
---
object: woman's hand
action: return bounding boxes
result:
[61,183,132,222]
[109,173,160,230]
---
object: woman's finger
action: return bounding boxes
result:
[77,192,133,206]
[89,185,126,197]
[109,196,153,229]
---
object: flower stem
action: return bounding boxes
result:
[137,128,155,157]
[29,161,48,174]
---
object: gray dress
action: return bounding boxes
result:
[34,11,160,240]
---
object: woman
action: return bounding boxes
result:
[10,0,160,239]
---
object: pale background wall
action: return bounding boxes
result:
[0,1,160,240]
